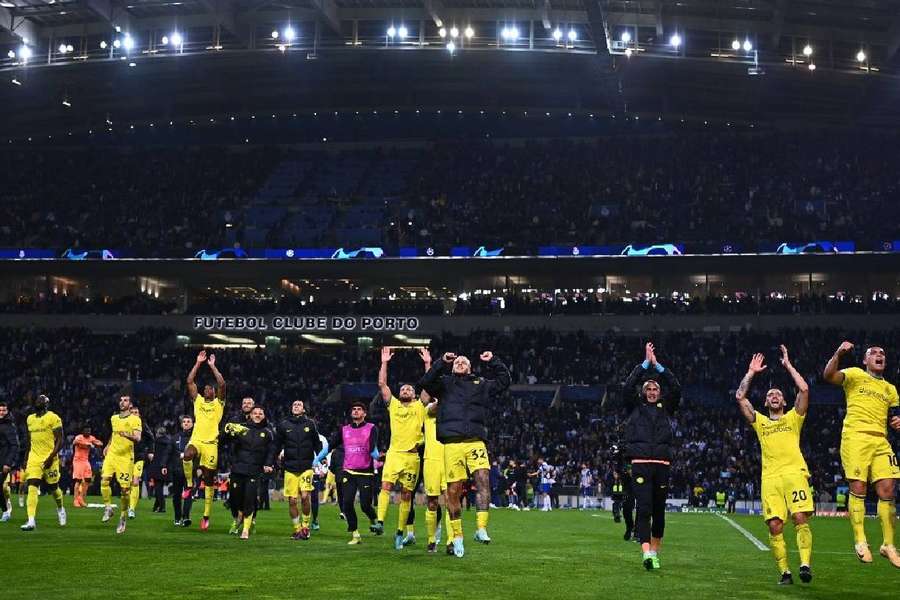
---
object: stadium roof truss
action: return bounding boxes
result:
[1,0,899,73]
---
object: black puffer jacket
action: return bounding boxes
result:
[275,415,323,473]
[419,356,511,443]
[224,420,276,477]
[616,363,682,462]
[0,414,20,468]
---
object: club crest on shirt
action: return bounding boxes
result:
[636,477,645,484]
[304,427,310,432]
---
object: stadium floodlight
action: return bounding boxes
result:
[731,39,740,50]
[59,43,68,54]
[100,40,108,49]
[450,26,459,38]
[446,40,456,54]
[6,50,14,59]
[283,26,296,41]
[271,30,279,39]
[669,33,682,48]
[171,32,183,46]
[802,44,813,57]
[465,26,474,39]
[439,27,447,38]
[568,29,577,42]
[113,39,121,48]
[553,28,562,42]
[386,25,396,38]
[621,31,631,43]
[742,39,752,52]
[503,26,519,41]
[808,63,816,71]
[161,36,169,45]
[123,34,134,51]
[18,45,31,60]
[397,25,408,39]
[856,50,866,63]
[625,47,633,57]
[11,77,21,85]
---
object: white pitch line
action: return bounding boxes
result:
[716,513,769,551]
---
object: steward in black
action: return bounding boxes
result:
[418,353,511,443]
[0,404,19,515]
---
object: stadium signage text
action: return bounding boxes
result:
[193,315,420,332]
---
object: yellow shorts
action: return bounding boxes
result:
[443,441,489,483]
[841,433,900,483]
[132,460,145,480]
[423,457,447,497]
[382,451,421,491]
[284,469,314,497]
[24,456,60,485]
[101,456,135,488]
[189,440,219,471]
[326,471,336,487]
[761,472,814,522]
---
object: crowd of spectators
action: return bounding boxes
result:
[3,290,899,317]
[3,130,900,253]
[2,326,896,504]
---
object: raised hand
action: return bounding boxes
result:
[381,347,394,363]
[196,350,207,364]
[207,353,216,367]
[645,342,655,364]
[443,352,457,363]
[836,341,854,356]
[418,347,432,364]
[480,351,493,362]
[748,353,767,374]
[779,345,791,368]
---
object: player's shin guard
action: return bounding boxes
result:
[398,499,411,535]
[450,518,463,540]
[377,489,390,523]
[204,485,214,518]
[26,485,39,519]
[52,487,63,509]
[101,479,112,506]
[183,462,194,488]
[769,533,789,573]
[119,487,130,517]
[795,523,812,566]
[444,506,453,540]
[129,486,140,511]
[878,499,896,547]
[476,510,489,531]
[848,493,867,544]
[426,509,438,544]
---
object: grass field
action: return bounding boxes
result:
[1,497,896,599]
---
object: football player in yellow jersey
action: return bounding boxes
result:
[183,350,226,531]
[100,395,142,534]
[423,396,453,554]
[376,346,429,550]
[736,347,813,585]
[20,394,65,531]
[824,341,900,566]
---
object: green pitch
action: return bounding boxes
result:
[1,498,895,599]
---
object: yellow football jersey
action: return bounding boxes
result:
[192,394,224,444]
[841,367,899,436]
[750,409,809,479]
[387,396,425,452]
[107,413,142,459]
[26,411,62,461]
[423,410,444,460]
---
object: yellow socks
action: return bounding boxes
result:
[476,510,489,531]
[407,524,415,535]
[292,516,301,533]
[129,485,140,511]
[101,479,112,506]
[398,499,411,535]
[52,488,63,509]
[879,499,896,547]
[183,462,194,488]
[119,488,130,517]
[443,506,453,540]
[301,512,311,529]
[203,486,214,518]
[377,490,390,523]
[795,523,812,566]
[243,517,252,535]
[26,484,38,519]
[849,493,867,544]
[450,518,463,539]
[426,509,438,544]
[769,533,789,573]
